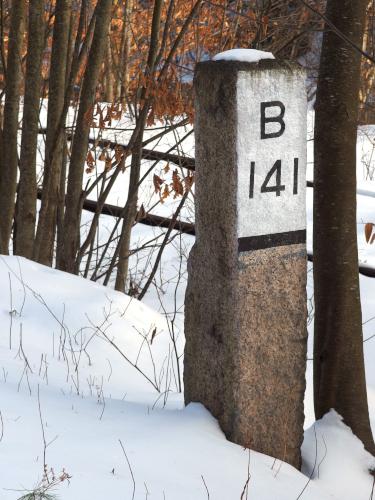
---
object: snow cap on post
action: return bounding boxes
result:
[212,48,275,63]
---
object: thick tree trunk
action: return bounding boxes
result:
[313,0,375,454]
[33,0,72,266]
[15,0,45,258]
[0,0,25,254]
[59,0,113,273]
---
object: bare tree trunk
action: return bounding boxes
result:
[138,186,190,300]
[15,0,45,258]
[114,134,143,291]
[113,0,202,291]
[33,0,72,266]
[0,1,7,84]
[119,0,132,106]
[59,0,113,273]
[0,0,25,254]
[114,0,163,292]
[104,35,114,102]
[54,7,77,267]
[359,1,374,121]
[313,0,375,454]
[56,132,68,268]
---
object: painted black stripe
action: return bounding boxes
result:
[293,158,298,195]
[238,230,306,252]
[249,161,255,198]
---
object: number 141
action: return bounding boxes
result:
[249,158,299,198]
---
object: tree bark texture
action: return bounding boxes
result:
[0,0,25,254]
[104,35,114,102]
[313,0,375,454]
[33,0,72,266]
[114,136,143,291]
[15,0,45,258]
[59,0,113,273]
[119,0,132,105]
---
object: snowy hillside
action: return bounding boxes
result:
[0,256,374,500]
[1,112,375,499]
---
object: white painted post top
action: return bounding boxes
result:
[235,64,306,250]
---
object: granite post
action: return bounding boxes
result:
[184,60,308,469]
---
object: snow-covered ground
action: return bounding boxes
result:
[1,110,375,499]
[1,256,374,500]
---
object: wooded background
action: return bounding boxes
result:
[1,0,375,460]
[0,0,374,288]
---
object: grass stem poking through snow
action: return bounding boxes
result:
[201,475,210,499]
[296,424,318,500]
[119,439,136,500]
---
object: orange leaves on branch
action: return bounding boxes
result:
[110,103,122,121]
[115,145,125,164]
[146,108,155,127]
[153,174,164,193]
[300,8,311,23]
[84,105,95,127]
[244,9,256,20]
[184,173,195,191]
[153,168,193,203]
[161,184,170,202]
[4,0,321,132]
[261,15,269,37]
[99,110,106,129]
[95,103,102,117]
[104,154,112,171]
[85,150,95,174]
[172,169,184,198]
[88,143,127,175]
[91,104,123,129]
[135,204,146,221]
[365,223,375,244]
[98,148,113,171]
[135,72,193,125]
[98,149,107,161]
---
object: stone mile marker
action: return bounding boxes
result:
[184,52,308,469]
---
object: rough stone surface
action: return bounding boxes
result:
[184,60,307,469]
[234,245,307,468]
[184,61,239,428]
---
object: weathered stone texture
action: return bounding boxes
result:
[184,60,307,469]
[184,62,239,429]
[233,245,307,468]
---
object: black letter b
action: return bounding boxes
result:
[261,101,285,139]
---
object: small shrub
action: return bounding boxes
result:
[16,467,71,500]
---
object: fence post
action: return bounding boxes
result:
[184,59,307,468]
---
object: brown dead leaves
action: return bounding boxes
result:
[153,168,194,202]
[365,223,375,244]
